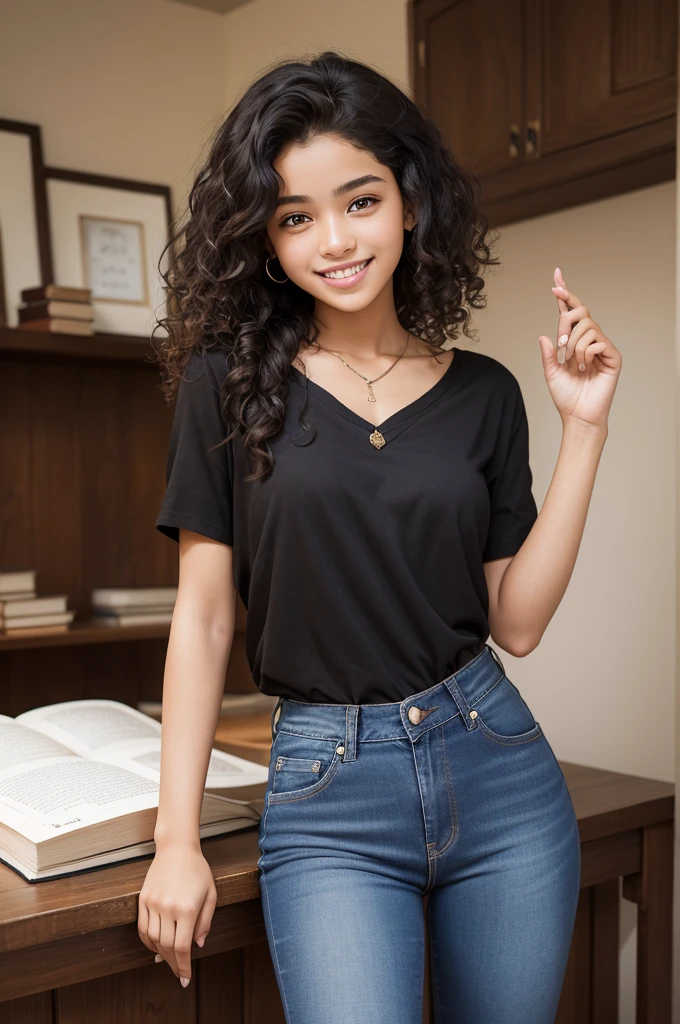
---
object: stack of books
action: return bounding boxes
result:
[91,586,178,627]
[0,698,269,881]
[0,570,75,636]
[17,284,94,336]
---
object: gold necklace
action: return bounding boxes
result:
[304,330,410,450]
[327,329,411,403]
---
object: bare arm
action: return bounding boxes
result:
[138,528,235,988]
[153,528,236,846]
[485,419,607,657]
[485,267,621,659]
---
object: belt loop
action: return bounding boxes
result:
[342,706,358,762]
[270,696,283,742]
[487,643,506,677]
[444,672,478,731]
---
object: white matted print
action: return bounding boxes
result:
[79,215,148,304]
[0,131,43,327]
[47,178,169,337]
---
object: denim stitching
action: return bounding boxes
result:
[268,752,342,804]
[275,728,343,742]
[425,841,438,894]
[275,757,322,772]
[476,719,544,746]
[470,674,506,708]
[408,736,437,893]
[276,675,506,746]
[256,790,271,872]
[431,723,458,859]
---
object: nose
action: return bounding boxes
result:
[319,213,355,259]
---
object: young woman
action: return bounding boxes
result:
[138,51,622,1022]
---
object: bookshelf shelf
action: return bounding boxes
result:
[0,618,171,651]
[0,325,157,365]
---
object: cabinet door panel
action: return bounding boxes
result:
[414,0,524,177]
[538,0,677,156]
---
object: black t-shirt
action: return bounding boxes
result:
[155,343,538,704]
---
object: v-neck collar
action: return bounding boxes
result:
[287,347,461,436]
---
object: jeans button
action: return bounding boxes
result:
[408,706,422,725]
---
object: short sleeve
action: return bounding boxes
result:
[482,376,538,562]
[155,347,234,546]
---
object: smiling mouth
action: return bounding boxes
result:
[317,258,373,280]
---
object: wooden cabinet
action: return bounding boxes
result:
[409,0,677,225]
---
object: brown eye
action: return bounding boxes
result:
[348,196,379,213]
[280,213,310,228]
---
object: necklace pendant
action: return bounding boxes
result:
[367,382,376,402]
[369,429,386,449]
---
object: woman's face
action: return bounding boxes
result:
[264,133,416,313]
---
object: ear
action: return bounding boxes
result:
[404,207,418,232]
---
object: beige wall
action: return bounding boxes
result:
[1,0,675,1018]
[0,0,228,220]
[223,0,411,110]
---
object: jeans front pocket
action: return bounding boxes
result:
[471,675,543,746]
[268,731,343,804]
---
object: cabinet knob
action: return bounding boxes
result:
[509,123,520,159]
[526,119,540,156]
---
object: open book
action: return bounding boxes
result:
[0,699,270,883]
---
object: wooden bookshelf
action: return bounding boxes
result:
[0,322,180,715]
[0,618,171,651]
[1,320,254,714]
[0,325,157,365]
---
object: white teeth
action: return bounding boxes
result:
[322,259,369,279]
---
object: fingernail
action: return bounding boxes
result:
[557,346,566,364]
[558,335,568,346]
[155,954,163,963]
[579,362,585,371]
[180,976,190,988]
[197,937,205,947]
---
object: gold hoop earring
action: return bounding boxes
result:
[265,253,288,284]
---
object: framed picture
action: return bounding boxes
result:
[45,167,173,337]
[79,214,149,305]
[0,119,53,328]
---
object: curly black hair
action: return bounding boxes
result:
[153,50,500,482]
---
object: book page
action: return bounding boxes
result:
[16,699,269,789]
[15,699,161,757]
[13,699,269,809]
[0,755,161,842]
[0,716,81,764]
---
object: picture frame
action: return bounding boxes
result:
[44,167,173,338]
[79,214,149,306]
[0,119,53,328]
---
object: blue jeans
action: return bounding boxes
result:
[257,644,581,1023]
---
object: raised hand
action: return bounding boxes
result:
[538,267,622,429]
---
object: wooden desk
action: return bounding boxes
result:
[0,749,673,1023]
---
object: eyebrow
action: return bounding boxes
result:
[275,174,387,209]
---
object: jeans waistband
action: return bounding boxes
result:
[269,643,507,762]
